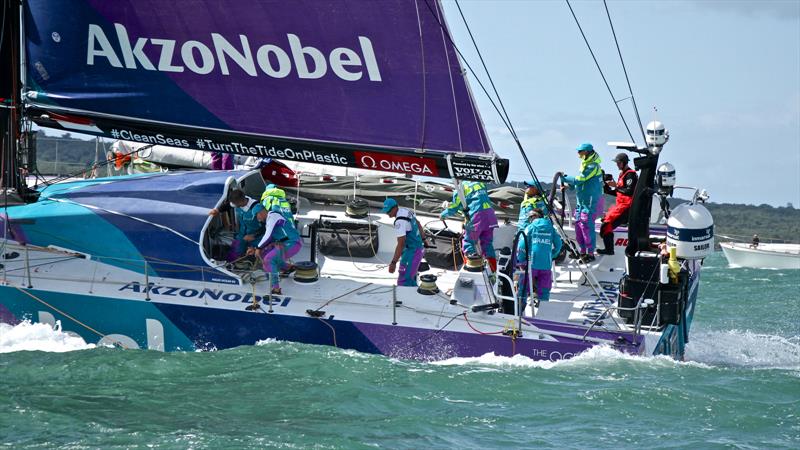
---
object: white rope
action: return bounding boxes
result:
[46,197,199,245]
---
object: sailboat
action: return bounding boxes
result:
[1,0,713,360]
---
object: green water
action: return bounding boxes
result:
[1,253,798,449]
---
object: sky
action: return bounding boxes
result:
[441,0,800,207]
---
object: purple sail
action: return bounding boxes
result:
[23,0,493,159]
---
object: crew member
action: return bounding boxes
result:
[516,209,562,310]
[383,198,426,287]
[597,153,638,255]
[209,189,265,261]
[252,205,302,295]
[440,181,499,272]
[260,183,295,224]
[750,234,760,248]
[210,152,233,170]
[518,180,549,230]
[562,142,604,261]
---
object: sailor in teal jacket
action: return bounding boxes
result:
[440,180,499,272]
[562,142,604,257]
[254,205,302,295]
[209,189,265,261]
[516,209,562,307]
[383,198,425,287]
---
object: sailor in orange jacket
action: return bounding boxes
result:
[598,153,637,255]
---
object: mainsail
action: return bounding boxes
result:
[21,0,508,181]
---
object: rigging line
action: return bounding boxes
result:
[452,2,488,153]
[433,1,463,153]
[44,143,156,186]
[420,1,609,287]
[423,0,540,188]
[11,285,117,343]
[312,283,373,313]
[0,0,6,53]
[565,0,636,144]
[45,197,200,245]
[420,1,520,151]
[413,0,428,152]
[408,311,463,350]
[454,0,518,142]
[425,1,558,224]
[603,0,646,144]
[316,316,338,348]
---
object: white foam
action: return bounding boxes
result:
[432,352,557,369]
[685,330,800,370]
[0,321,95,353]
[431,345,712,371]
[255,338,281,346]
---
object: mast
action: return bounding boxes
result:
[0,0,23,198]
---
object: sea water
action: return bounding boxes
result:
[1,252,798,449]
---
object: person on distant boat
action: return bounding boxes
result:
[518,180,549,230]
[597,153,638,255]
[440,181,499,272]
[750,234,760,248]
[210,152,234,170]
[561,142,604,262]
[209,189,265,261]
[383,198,426,287]
[516,209,562,310]
[252,205,302,295]
[260,183,295,224]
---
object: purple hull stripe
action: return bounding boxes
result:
[353,321,641,361]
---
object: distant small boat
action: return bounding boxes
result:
[720,242,800,269]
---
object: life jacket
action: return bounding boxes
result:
[575,152,603,182]
[443,181,493,219]
[615,168,637,209]
[394,209,423,250]
[518,194,548,228]
[260,187,294,223]
[113,151,132,170]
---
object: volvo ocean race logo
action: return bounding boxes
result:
[87,24,383,82]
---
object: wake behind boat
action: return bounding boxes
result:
[1,0,714,361]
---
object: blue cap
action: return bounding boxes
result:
[264,183,276,190]
[576,142,594,152]
[381,198,398,213]
[523,180,539,187]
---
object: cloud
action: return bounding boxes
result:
[691,0,800,20]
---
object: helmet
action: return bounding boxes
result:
[646,121,669,146]
[576,142,594,152]
[612,152,629,163]
[657,162,676,192]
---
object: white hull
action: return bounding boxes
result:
[720,242,800,270]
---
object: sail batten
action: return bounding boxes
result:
[22,0,505,180]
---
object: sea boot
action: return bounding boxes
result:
[597,234,615,255]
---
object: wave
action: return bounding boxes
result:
[0,321,95,353]
[431,331,800,372]
[430,345,710,371]
[685,329,800,370]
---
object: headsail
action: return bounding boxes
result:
[22,0,507,181]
